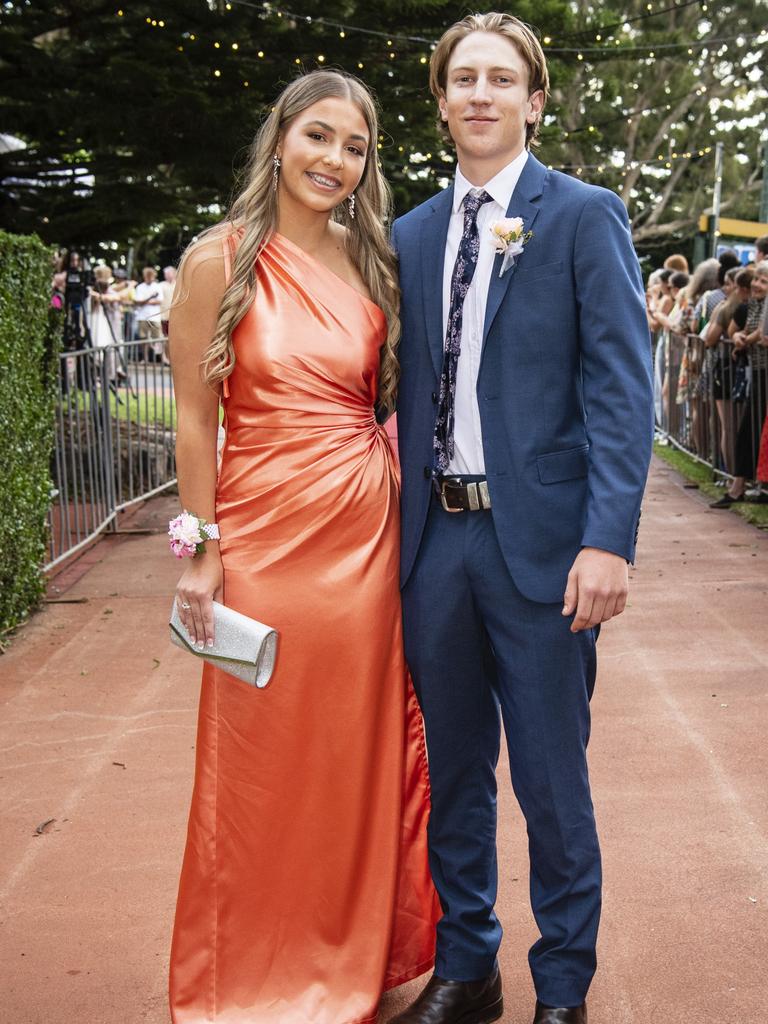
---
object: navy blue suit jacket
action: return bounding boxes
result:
[391,153,654,604]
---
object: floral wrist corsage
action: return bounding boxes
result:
[168,511,220,558]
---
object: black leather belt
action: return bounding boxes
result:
[434,476,492,512]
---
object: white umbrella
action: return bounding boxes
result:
[0,133,27,154]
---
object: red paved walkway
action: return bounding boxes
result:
[1,458,766,1023]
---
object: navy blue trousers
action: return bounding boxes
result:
[402,499,602,1008]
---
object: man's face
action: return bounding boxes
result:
[143,269,156,284]
[438,32,544,171]
[751,273,768,301]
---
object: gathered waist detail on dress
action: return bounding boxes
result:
[224,407,379,435]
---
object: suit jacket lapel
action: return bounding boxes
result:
[419,186,454,379]
[482,154,547,347]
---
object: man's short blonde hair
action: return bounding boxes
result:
[429,12,550,148]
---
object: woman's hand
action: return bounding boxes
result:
[654,311,669,330]
[175,551,223,648]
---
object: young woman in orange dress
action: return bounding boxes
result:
[167,70,439,1024]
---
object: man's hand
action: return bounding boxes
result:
[562,547,629,632]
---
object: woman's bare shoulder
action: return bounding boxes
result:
[183,231,229,273]
[177,229,233,302]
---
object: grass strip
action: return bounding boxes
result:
[653,441,768,528]
[59,389,177,430]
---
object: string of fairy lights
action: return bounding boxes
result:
[232,0,765,59]
[230,0,717,49]
[114,2,765,181]
[126,0,767,68]
[560,0,702,38]
[409,145,715,184]
[554,146,715,193]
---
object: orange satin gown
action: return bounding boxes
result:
[169,232,439,1023]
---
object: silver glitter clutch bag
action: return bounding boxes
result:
[169,600,278,688]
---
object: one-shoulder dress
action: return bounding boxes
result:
[169,232,439,1023]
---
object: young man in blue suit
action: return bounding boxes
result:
[390,13,654,1024]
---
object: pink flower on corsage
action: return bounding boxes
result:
[168,511,204,558]
[489,217,533,277]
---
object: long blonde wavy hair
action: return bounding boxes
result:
[188,70,400,412]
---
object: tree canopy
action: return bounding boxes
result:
[0,0,765,264]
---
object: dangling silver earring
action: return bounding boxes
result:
[272,155,281,191]
[348,192,356,220]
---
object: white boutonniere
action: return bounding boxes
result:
[489,217,533,277]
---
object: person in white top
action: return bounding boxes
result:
[134,266,164,362]
[159,265,177,332]
[87,265,121,382]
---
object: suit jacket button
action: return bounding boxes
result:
[423,466,431,479]
[431,392,438,404]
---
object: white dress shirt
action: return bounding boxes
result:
[442,149,529,475]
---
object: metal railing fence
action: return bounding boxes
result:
[654,329,768,491]
[46,339,176,571]
[45,324,766,568]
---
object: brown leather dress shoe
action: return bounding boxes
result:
[532,1001,587,1024]
[389,968,503,1024]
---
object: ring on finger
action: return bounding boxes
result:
[180,601,191,609]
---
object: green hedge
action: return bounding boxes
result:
[0,231,58,633]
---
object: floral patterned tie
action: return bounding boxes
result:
[434,189,494,474]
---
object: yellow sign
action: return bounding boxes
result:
[698,214,768,238]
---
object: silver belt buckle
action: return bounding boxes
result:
[439,480,464,513]
[464,481,491,510]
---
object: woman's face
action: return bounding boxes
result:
[277,96,370,216]
[722,278,735,296]
[751,273,768,301]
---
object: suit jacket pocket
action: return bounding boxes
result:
[514,259,564,281]
[536,444,589,484]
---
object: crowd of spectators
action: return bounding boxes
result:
[52,251,176,364]
[48,241,768,504]
[646,235,768,504]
